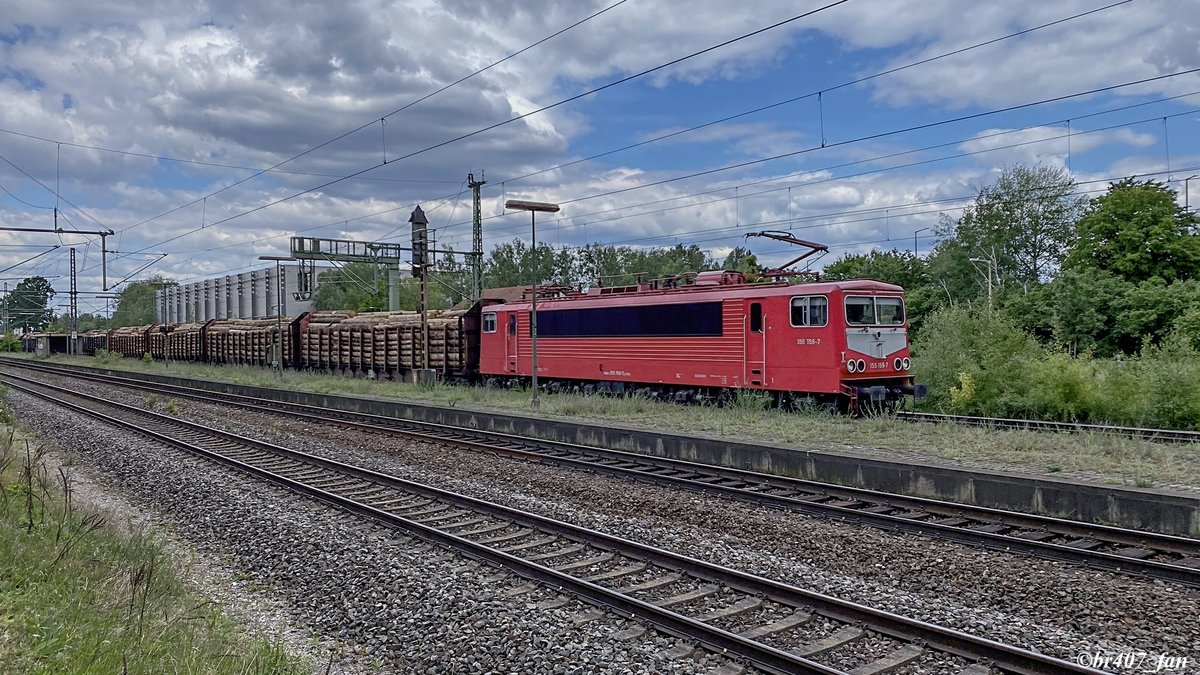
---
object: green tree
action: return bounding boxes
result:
[484,240,574,289]
[1064,178,1200,283]
[433,251,471,308]
[314,262,452,312]
[4,275,56,332]
[720,247,760,275]
[112,275,177,326]
[1110,278,1200,354]
[47,312,108,333]
[932,164,1084,302]
[822,249,928,288]
[314,263,389,311]
[1048,268,1129,356]
[575,243,632,287]
[912,305,1046,415]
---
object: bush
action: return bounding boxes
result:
[1131,333,1200,429]
[912,306,1045,416]
[913,305,1200,429]
[0,333,22,352]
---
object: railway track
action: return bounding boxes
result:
[894,411,1200,444]
[1,370,1099,675]
[5,359,1200,589]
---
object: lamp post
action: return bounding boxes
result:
[505,199,560,410]
[1185,175,1199,213]
[259,255,294,378]
[913,227,931,257]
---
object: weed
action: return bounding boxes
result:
[93,349,118,365]
[164,400,179,416]
[142,353,153,364]
[146,395,159,410]
[0,438,303,673]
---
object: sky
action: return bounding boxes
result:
[1,0,1198,315]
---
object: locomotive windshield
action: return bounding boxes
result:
[845,296,905,326]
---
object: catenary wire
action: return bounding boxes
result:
[110,0,635,237]
[119,0,856,254]
[492,0,1135,188]
[450,105,1200,248]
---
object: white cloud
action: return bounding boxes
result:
[811,0,1200,108]
[0,0,1193,298]
[956,125,1159,169]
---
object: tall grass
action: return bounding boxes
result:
[0,431,304,674]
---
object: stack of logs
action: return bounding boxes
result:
[165,323,204,361]
[302,309,466,375]
[108,325,150,358]
[206,318,293,366]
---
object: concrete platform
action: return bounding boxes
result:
[63,364,1200,537]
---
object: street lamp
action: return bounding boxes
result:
[1184,175,1199,213]
[258,255,294,378]
[913,227,931,257]
[505,199,560,410]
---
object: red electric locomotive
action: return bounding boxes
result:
[478,270,925,411]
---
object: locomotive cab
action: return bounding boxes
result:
[835,288,924,406]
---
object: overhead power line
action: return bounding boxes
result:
[0,127,465,184]
[154,90,1199,267]
[0,182,55,209]
[542,68,1200,210]
[112,0,634,236]
[152,162,1198,289]
[459,103,1200,247]
[114,0,1141,262]
[0,151,109,233]
[120,0,855,254]
[493,0,1135,188]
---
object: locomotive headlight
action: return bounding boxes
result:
[856,359,866,373]
[893,357,902,371]
[847,360,858,373]
[902,357,911,370]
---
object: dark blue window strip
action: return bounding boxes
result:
[537,302,724,337]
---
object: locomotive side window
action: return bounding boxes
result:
[790,295,828,327]
[845,296,905,326]
[482,312,497,333]
[845,296,877,325]
[539,302,723,337]
[749,303,763,332]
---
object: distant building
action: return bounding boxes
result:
[154,264,329,323]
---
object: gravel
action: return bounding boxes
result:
[15,372,1200,674]
[6,389,730,674]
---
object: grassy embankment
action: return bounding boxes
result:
[0,421,306,674]
[13,352,1200,491]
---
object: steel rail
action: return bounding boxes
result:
[2,371,1102,675]
[4,358,1200,587]
[894,411,1200,444]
